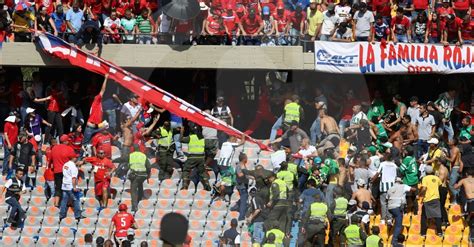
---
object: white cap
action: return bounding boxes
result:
[199,2,209,10]
[356,178,366,187]
[427,138,439,145]
[349,145,357,152]
[26,107,35,114]
[5,116,16,123]
[34,135,41,142]
[146,107,154,114]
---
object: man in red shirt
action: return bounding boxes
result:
[239,8,264,45]
[437,0,455,22]
[3,114,19,176]
[84,148,115,209]
[222,4,241,45]
[108,203,137,246]
[442,14,463,45]
[453,0,470,18]
[84,74,109,145]
[50,134,77,207]
[68,123,84,156]
[34,85,64,144]
[459,14,473,44]
[289,4,305,45]
[391,7,412,43]
[273,2,290,45]
[372,0,391,24]
[204,8,225,44]
[91,129,115,159]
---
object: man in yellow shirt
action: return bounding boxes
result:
[419,166,443,237]
[11,7,35,42]
[306,0,323,43]
[425,138,444,173]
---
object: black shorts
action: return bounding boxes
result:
[54,173,63,197]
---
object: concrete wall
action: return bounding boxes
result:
[0,43,316,70]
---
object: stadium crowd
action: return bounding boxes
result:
[0,66,473,246]
[0,0,473,47]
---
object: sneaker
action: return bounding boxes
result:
[75,215,86,221]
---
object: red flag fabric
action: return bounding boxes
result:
[36,32,270,151]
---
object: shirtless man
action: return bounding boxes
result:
[390,115,417,151]
[454,169,474,215]
[438,160,449,225]
[318,109,340,154]
[447,138,463,204]
[351,179,375,209]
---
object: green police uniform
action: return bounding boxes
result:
[265,228,285,245]
[331,196,349,246]
[283,102,301,125]
[129,151,150,212]
[366,234,382,247]
[157,127,174,180]
[344,224,364,247]
[303,202,328,246]
[181,134,210,191]
[265,179,290,234]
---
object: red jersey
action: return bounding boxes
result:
[51,144,77,174]
[241,15,263,34]
[391,16,411,35]
[436,6,455,19]
[86,0,103,15]
[92,133,114,158]
[47,90,61,112]
[10,82,22,109]
[4,121,18,147]
[84,157,114,182]
[68,132,84,152]
[112,212,135,237]
[428,19,441,38]
[444,17,463,39]
[206,16,224,35]
[175,19,194,33]
[88,94,103,125]
[460,19,472,39]
[413,0,429,9]
[44,146,55,181]
[453,0,470,10]
[273,11,290,32]
[372,0,391,17]
[289,11,306,31]
[222,12,240,32]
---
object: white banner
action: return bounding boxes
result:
[314,41,474,74]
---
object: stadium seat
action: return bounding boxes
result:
[94,227,108,236]
[82,207,97,218]
[44,206,60,217]
[194,190,212,200]
[189,220,203,231]
[135,209,153,219]
[137,199,155,210]
[135,219,151,229]
[207,211,226,221]
[99,208,114,218]
[158,188,174,200]
[424,234,442,245]
[97,218,110,228]
[408,224,420,235]
[26,206,43,218]
[55,237,73,246]
[411,214,421,225]
[20,226,39,237]
[405,234,424,246]
[0,236,17,247]
[60,217,77,228]
[402,214,411,227]
[38,227,56,238]
[17,237,35,247]
[29,197,46,207]
[190,210,205,221]
[31,186,45,197]
[211,200,227,211]
[42,216,59,227]
[161,179,175,189]
[84,198,100,209]
[442,234,462,246]
[78,217,96,229]
[173,199,191,210]
[445,224,463,236]
[57,227,74,238]
[204,221,221,231]
[36,237,51,246]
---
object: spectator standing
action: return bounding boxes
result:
[135,9,155,44]
[272,121,309,154]
[288,5,305,45]
[331,21,353,41]
[34,85,63,144]
[442,14,462,45]
[391,7,411,43]
[204,8,225,45]
[3,114,19,176]
[387,94,407,130]
[452,0,470,17]
[120,94,141,133]
[221,218,241,245]
[211,96,234,147]
[399,146,419,213]
[353,2,374,41]
[221,5,240,45]
[273,3,291,45]
[65,2,84,42]
[35,6,58,36]
[109,204,137,246]
[387,177,414,246]
[74,20,103,52]
[247,187,266,244]
[412,0,429,18]
[407,96,420,124]
[319,3,338,41]
[435,88,462,142]
[306,0,323,43]
[300,193,329,246]
[335,0,352,23]
[415,104,435,158]
[240,8,264,45]
[261,6,277,46]
[372,0,392,25]
[342,214,367,246]
[412,11,428,43]
[372,148,398,224]
[103,10,122,43]
[9,132,36,188]
[426,13,442,43]
[419,166,443,236]
[1,169,27,228]
[128,145,151,212]
[309,87,327,145]
[371,14,390,41]
[11,4,35,42]
[51,5,66,37]
[59,155,84,221]
[83,74,108,144]
[50,134,77,207]
[121,9,136,44]
[84,149,115,209]
[91,129,115,159]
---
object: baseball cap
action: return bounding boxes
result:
[327,3,335,11]
[4,115,16,123]
[199,2,209,10]
[60,134,71,143]
[26,107,35,114]
[313,157,322,164]
[119,203,128,211]
[263,6,270,15]
[367,146,377,154]
[291,120,299,126]
[356,178,366,187]
[442,0,450,3]
[427,138,439,145]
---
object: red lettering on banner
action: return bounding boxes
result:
[380,44,387,68]
[443,46,452,69]
[453,46,462,69]
[388,44,397,65]
[423,46,429,62]
[398,45,409,64]
[410,45,416,62]
[366,44,375,71]
[429,46,438,65]
[359,44,364,71]
[407,65,433,73]
[467,47,471,65]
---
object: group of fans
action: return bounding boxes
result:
[0,66,474,246]
[0,0,473,47]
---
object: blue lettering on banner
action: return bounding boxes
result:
[316,49,358,67]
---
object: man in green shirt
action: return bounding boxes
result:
[134,9,155,44]
[459,116,472,144]
[399,146,419,215]
[367,91,385,122]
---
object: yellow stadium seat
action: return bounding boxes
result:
[424,234,442,246]
[402,214,411,227]
[445,225,463,236]
[442,234,462,246]
[411,215,421,225]
[406,234,424,247]
[461,237,469,246]
[408,224,421,235]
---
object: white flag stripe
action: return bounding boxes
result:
[123,76,132,81]
[162,95,171,103]
[141,85,151,91]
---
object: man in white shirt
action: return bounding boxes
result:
[335,0,352,23]
[372,147,398,225]
[415,104,436,158]
[218,135,244,167]
[407,96,420,125]
[387,177,415,246]
[344,104,368,138]
[1,169,27,227]
[320,3,339,41]
[59,158,85,221]
[211,96,234,148]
